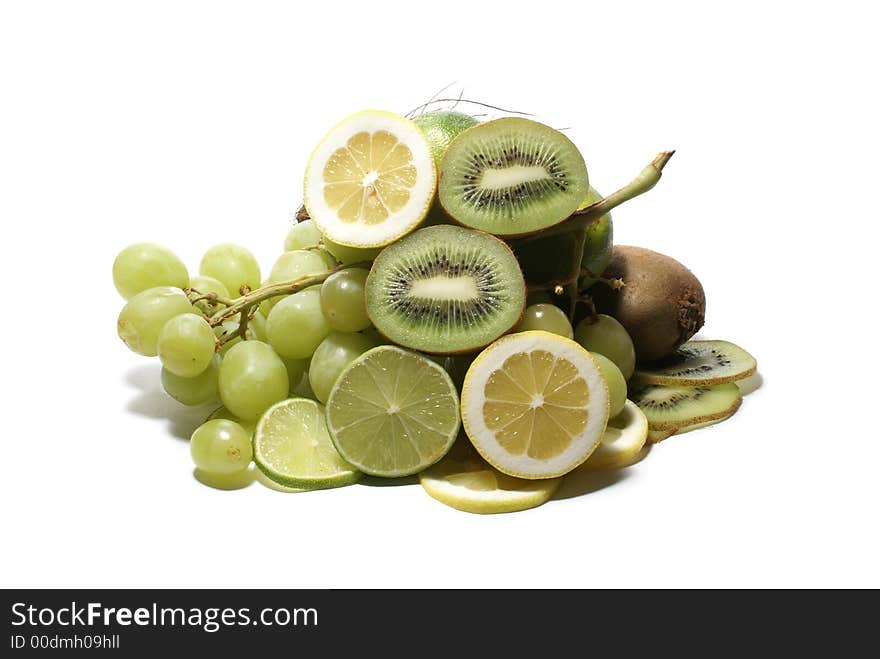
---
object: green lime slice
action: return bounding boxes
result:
[325,346,460,477]
[254,397,361,490]
[420,439,561,514]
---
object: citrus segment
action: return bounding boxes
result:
[304,111,436,248]
[325,346,460,477]
[461,331,610,479]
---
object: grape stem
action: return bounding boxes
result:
[185,288,235,307]
[510,150,675,246]
[208,262,370,328]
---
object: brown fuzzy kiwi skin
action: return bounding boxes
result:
[592,245,706,362]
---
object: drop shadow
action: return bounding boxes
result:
[194,466,256,491]
[358,475,420,487]
[736,371,763,396]
[553,466,631,500]
[124,364,218,441]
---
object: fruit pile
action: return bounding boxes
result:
[114,107,757,513]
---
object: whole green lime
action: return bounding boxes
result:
[412,110,479,167]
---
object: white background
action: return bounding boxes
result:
[2,1,878,588]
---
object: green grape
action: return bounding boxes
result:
[320,268,371,332]
[250,311,268,342]
[321,235,382,265]
[218,341,289,421]
[193,467,255,491]
[215,316,257,356]
[188,275,230,298]
[591,352,627,418]
[113,243,189,300]
[578,187,614,290]
[526,290,554,307]
[189,275,231,317]
[308,332,377,403]
[260,250,330,316]
[293,367,318,400]
[282,357,309,393]
[199,243,261,297]
[516,303,574,339]
[283,219,322,251]
[157,312,216,377]
[117,286,193,356]
[574,314,637,379]
[190,419,253,475]
[266,289,331,359]
[206,405,256,436]
[162,355,220,405]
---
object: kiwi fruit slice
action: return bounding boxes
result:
[365,225,526,354]
[438,118,588,236]
[647,406,740,444]
[628,382,742,431]
[633,340,757,386]
[646,428,675,444]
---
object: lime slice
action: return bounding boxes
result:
[254,398,361,490]
[325,346,460,477]
[420,439,561,514]
[461,330,610,479]
[580,400,649,470]
[303,110,436,248]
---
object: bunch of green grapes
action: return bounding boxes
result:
[113,226,382,483]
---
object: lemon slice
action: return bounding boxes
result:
[304,110,436,249]
[254,398,361,490]
[461,330,610,479]
[581,400,648,470]
[420,439,561,514]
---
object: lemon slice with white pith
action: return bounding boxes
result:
[580,400,649,470]
[304,110,436,248]
[460,331,610,479]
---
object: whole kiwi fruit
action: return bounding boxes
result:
[592,245,705,362]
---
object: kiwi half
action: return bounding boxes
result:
[633,340,757,386]
[439,118,588,236]
[628,382,742,431]
[365,225,526,354]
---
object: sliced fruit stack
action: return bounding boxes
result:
[113,104,759,516]
[628,340,757,443]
